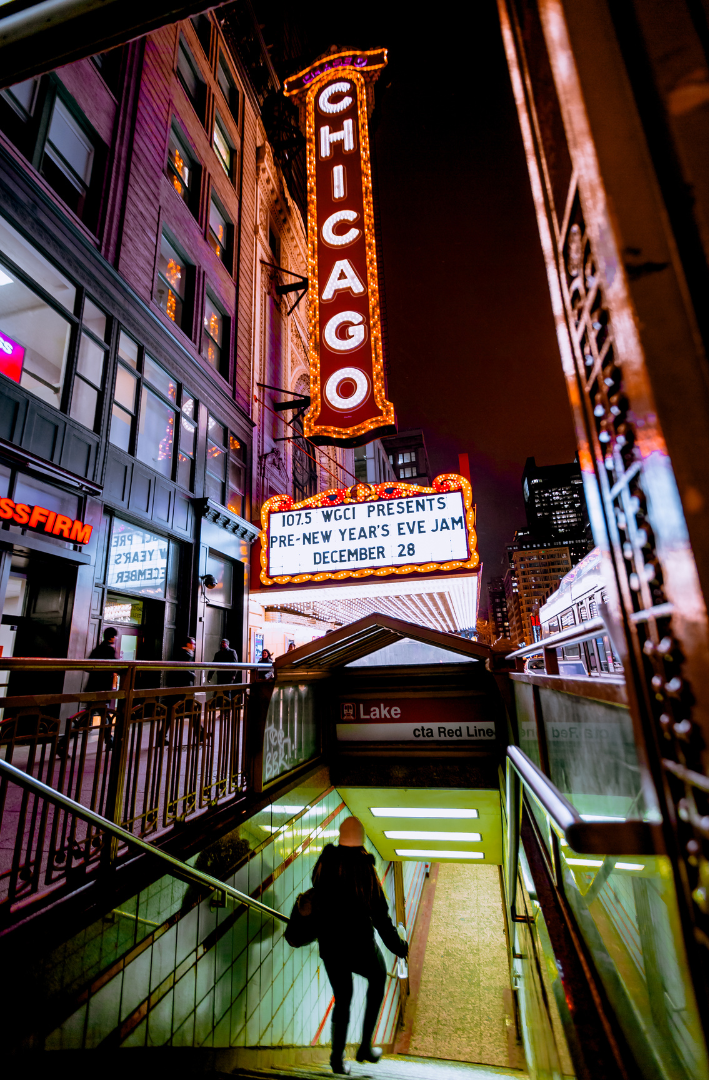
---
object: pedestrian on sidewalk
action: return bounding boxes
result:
[312,816,408,1075]
[162,635,197,743]
[82,626,119,748]
[209,637,240,698]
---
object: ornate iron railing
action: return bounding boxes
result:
[0,658,269,915]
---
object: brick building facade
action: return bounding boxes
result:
[0,10,352,686]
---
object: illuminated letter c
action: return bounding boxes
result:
[318,81,353,114]
[322,210,360,248]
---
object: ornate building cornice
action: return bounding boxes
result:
[196,498,260,544]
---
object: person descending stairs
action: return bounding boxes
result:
[290,816,410,1075]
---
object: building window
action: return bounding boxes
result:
[206,416,227,504]
[92,48,124,93]
[110,332,139,452]
[178,392,196,490]
[398,451,415,464]
[0,77,104,227]
[0,214,76,411]
[208,196,231,267]
[400,466,416,479]
[138,384,175,480]
[204,420,244,513]
[69,298,108,431]
[213,113,233,178]
[41,97,95,221]
[228,435,246,516]
[191,14,211,56]
[155,233,190,330]
[2,77,39,121]
[218,54,240,121]
[167,124,199,212]
[177,37,205,121]
[110,330,196,490]
[202,292,225,374]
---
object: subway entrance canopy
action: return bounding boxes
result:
[257,614,506,865]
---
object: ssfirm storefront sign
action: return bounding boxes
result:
[337,696,496,743]
[260,473,477,586]
[284,49,395,447]
[0,498,92,543]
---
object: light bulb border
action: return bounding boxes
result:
[259,472,478,587]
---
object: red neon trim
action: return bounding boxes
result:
[312,994,335,1046]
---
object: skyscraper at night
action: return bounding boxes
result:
[502,456,593,644]
[487,575,511,641]
[380,428,432,487]
[522,455,590,551]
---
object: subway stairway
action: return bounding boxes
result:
[1,615,707,1080]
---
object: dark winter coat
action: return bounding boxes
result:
[311,843,407,961]
[165,646,196,688]
[210,646,239,684]
[85,641,117,693]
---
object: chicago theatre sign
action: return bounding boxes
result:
[284,49,396,447]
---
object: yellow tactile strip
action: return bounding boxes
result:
[409,864,511,1067]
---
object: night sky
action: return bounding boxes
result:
[281,1,578,608]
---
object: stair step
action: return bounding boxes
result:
[239,1055,528,1080]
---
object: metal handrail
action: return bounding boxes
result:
[506,617,606,660]
[506,745,662,856]
[0,658,271,670]
[0,757,288,924]
[0,658,272,708]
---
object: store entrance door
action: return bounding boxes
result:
[115,625,140,663]
[203,604,228,670]
[5,553,75,700]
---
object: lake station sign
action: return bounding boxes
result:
[337,695,496,743]
[259,473,478,586]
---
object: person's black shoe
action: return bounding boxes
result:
[330,1054,351,1074]
[356,1047,383,1064]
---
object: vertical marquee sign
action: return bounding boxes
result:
[284,49,396,447]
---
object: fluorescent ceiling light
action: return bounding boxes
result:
[384,830,482,842]
[565,858,603,867]
[370,807,478,819]
[395,849,485,860]
[268,805,305,813]
[615,862,644,871]
[0,269,13,287]
[579,814,625,822]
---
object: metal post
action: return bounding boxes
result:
[505,756,521,924]
[393,862,409,1022]
[543,646,559,675]
[102,661,137,866]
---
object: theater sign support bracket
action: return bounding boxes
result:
[259,474,478,587]
[284,48,396,448]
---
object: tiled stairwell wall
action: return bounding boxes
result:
[37,769,428,1053]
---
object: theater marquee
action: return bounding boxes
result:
[259,474,477,586]
[284,48,395,447]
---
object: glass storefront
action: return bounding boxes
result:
[107,518,169,598]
